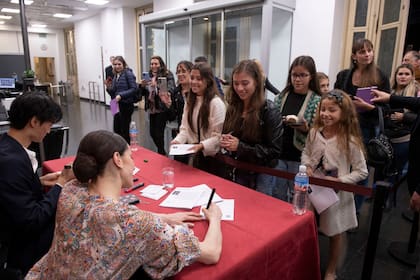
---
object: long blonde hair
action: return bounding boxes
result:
[311,89,365,162]
[391,64,419,97]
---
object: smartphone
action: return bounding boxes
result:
[142,72,151,82]
[158,77,168,93]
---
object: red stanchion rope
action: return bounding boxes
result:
[215,154,373,197]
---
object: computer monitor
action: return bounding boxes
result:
[0,78,15,89]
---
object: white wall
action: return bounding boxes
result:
[75,7,138,104]
[291,0,346,87]
[0,27,66,83]
[154,0,194,12]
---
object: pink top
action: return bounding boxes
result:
[26,180,200,279]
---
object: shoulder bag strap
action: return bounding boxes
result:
[377,106,385,134]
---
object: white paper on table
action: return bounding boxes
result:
[200,199,235,221]
[140,185,168,200]
[169,144,196,156]
[308,184,339,214]
[159,187,204,209]
[193,184,223,207]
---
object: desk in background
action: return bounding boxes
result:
[43,146,321,280]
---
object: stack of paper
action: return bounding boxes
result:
[159,184,222,209]
[140,185,168,200]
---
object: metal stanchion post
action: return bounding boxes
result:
[388,211,420,266]
[362,181,391,280]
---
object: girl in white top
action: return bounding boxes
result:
[171,63,226,174]
[301,90,368,280]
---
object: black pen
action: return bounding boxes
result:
[206,188,216,209]
[125,182,145,193]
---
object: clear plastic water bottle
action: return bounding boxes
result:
[293,165,309,215]
[129,121,138,151]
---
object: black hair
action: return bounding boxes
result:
[73,130,128,183]
[8,91,62,129]
[187,63,219,133]
[194,56,208,63]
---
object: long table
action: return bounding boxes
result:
[43,146,321,280]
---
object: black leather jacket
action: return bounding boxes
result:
[232,100,283,168]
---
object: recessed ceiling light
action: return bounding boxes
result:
[0,15,12,19]
[1,8,20,14]
[203,17,209,21]
[32,24,47,28]
[10,0,34,5]
[85,0,109,5]
[53,13,73,18]
[0,21,5,24]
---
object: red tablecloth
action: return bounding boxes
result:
[43,147,321,280]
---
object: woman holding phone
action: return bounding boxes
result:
[140,56,176,155]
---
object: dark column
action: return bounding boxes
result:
[19,0,31,70]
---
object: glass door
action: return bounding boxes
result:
[144,22,165,70]
[166,18,190,73]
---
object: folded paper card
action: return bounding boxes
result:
[308,185,339,214]
[169,144,196,156]
[140,185,168,200]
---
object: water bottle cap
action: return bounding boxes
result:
[299,165,306,173]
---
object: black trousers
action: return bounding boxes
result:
[114,103,134,143]
[149,112,167,155]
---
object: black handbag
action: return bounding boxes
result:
[367,106,395,175]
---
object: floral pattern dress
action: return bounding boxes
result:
[26,180,201,280]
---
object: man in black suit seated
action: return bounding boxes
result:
[0,92,74,278]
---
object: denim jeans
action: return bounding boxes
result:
[392,141,409,179]
[256,160,300,202]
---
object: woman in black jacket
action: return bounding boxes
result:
[106,56,137,143]
[220,59,283,190]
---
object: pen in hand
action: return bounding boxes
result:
[206,188,216,209]
[125,182,145,193]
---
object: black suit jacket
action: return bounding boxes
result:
[0,134,61,275]
[389,95,420,194]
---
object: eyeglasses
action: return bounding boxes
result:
[327,91,343,104]
[291,73,310,80]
